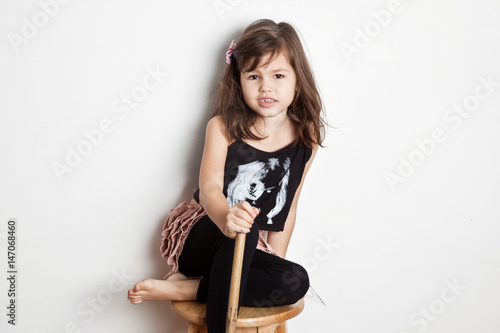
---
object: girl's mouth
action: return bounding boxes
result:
[257,98,276,107]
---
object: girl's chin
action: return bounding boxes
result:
[252,109,289,119]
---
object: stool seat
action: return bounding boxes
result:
[171,297,304,330]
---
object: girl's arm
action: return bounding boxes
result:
[198,116,258,238]
[267,144,318,258]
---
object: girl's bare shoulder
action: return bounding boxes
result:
[205,116,230,144]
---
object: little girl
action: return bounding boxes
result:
[128,18,327,332]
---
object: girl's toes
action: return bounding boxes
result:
[130,298,141,305]
[133,282,143,292]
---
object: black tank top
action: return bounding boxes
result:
[194,140,312,231]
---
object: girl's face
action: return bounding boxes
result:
[240,52,297,120]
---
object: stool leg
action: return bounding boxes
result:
[188,322,207,333]
[275,321,287,333]
[236,328,257,332]
[255,324,278,333]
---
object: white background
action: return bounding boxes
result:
[1,0,499,332]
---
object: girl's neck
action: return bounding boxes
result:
[252,109,290,137]
[247,111,297,150]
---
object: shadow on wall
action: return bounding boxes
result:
[146,24,247,279]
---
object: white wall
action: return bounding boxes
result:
[1,0,499,332]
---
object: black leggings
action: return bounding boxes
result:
[177,214,309,332]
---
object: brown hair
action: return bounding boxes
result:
[212,19,329,148]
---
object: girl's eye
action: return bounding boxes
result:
[274,74,284,79]
[248,75,259,80]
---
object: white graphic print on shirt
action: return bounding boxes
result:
[226,157,291,225]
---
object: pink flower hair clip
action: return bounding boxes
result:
[226,39,236,64]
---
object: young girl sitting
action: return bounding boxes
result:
[128,18,327,332]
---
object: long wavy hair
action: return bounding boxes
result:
[212,19,329,148]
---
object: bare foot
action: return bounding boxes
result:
[167,272,189,281]
[128,277,200,305]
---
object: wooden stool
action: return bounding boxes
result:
[171,297,304,332]
[171,233,305,332]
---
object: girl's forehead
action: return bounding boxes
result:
[262,53,291,68]
[243,53,293,72]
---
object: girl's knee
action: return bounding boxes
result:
[281,263,309,303]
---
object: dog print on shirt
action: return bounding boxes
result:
[226,157,291,225]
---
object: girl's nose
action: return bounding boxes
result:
[259,78,273,92]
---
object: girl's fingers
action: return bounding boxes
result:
[235,202,259,222]
[234,210,254,224]
[226,223,248,238]
[226,202,260,237]
[238,201,257,216]
[232,217,252,232]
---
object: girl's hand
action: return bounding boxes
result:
[223,201,259,239]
